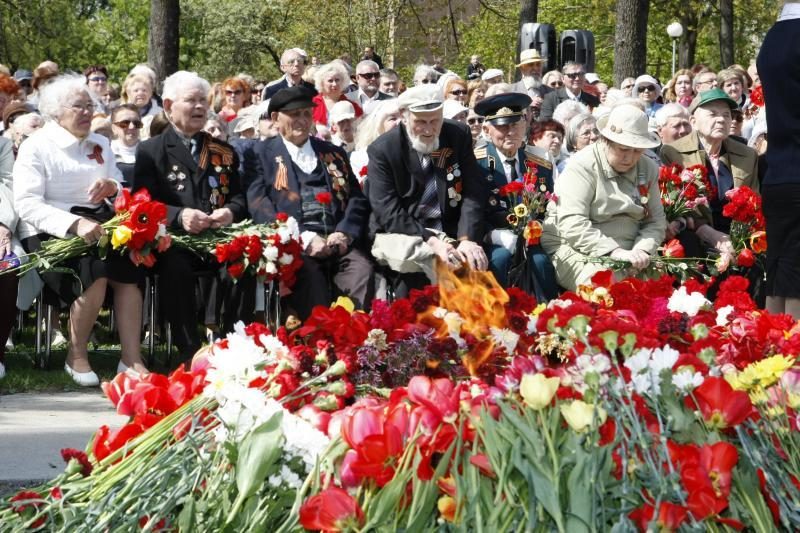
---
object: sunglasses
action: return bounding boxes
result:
[564,72,585,79]
[638,85,656,93]
[225,89,243,96]
[450,89,467,96]
[467,117,484,125]
[114,119,144,129]
[549,81,564,87]
[88,76,107,83]
[420,79,437,84]
[358,72,380,80]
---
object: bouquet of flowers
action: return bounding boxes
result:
[498,162,554,247]
[657,162,714,221]
[722,185,767,269]
[171,215,304,287]
[13,187,170,274]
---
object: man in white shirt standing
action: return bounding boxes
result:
[347,60,392,115]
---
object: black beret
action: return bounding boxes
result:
[267,86,318,116]
[474,92,532,125]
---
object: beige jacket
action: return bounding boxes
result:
[542,142,667,290]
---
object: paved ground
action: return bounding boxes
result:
[0,392,127,489]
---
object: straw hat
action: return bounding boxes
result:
[517,49,544,67]
[597,104,660,149]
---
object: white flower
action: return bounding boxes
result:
[364,329,388,350]
[716,305,734,327]
[278,253,295,265]
[204,327,270,394]
[265,261,277,274]
[262,245,279,262]
[432,307,448,319]
[667,286,710,317]
[490,327,519,354]
[526,314,538,334]
[277,217,300,243]
[650,346,679,374]
[672,369,704,394]
[624,348,652,375]
[624,346,677,397]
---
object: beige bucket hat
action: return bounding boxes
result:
[597,104,661,149]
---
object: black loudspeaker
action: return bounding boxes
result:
[519,23,558,72]
[560,30,595,72]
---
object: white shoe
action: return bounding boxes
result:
[0,362,6,379]
[5,337,13,350]
[64,363,99,387]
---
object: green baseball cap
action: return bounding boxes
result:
[688,87,737,114]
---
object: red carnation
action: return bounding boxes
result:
[227,261,246,279]
[10,490,46,528]
[61,447,93,476]
[275,212,289,222]
[316,192,333,205]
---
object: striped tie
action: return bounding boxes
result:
[417,155,442,231]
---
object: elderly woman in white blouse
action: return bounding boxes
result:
[14,75,147,386]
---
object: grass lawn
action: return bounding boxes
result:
[0,311,186,394]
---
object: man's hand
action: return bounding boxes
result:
[71,218,105,244]
[326,232,351,256]
[427,236,459,268]
[665,219,685,240]
[208,208,234,229]
[87,178,118,204]
[0,224,11,257]
[457,240,488,271]
[307,235,332,258]
[610,248,651,270]
[181,208,212,234]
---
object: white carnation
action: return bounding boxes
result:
[667,286,710,317]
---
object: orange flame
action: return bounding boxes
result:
[420,261,510,376]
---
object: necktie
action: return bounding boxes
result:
[417,155,442,230]
[190,137,200,164]
[505,158,518,183]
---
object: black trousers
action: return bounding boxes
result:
[287,248,374,319]
[155,247,255,359]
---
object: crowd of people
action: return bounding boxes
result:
[0,11,793,386]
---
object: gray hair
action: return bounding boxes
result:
[654,103,689,127]
[692,71,717,91]
[162,71,210,102]
[565,112,596,152]
[356,60,380,73]
[315,62,350,92]
[562,61,585,72]
[129,64,157,89]
[413,65,440,85]
[552,99,588,128]
[38,74,94,121]
[542,70,562,85]
[355,98,401,150]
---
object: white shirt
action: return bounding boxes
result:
[111,139,137,164]
[564,87,581,101]
[13,121,122,239]
[280,135,318,174]
[501,153,522,182]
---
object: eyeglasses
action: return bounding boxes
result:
[225,89,243,96]
[467,117,484,125]
[450,89,467,96]
[114,119,143,129]
[64,102,96,113]
[621,84,634,90]
[564,72,585,79]
[420,78,437,84]
[284,58,305,65]
[358,72,380,80]
[549,81,564,88]
[638,85,656,93]
[88,76,107,83]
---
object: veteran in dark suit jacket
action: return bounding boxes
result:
[539,62,600,121]
[262,48,316,101]
[244,86,373,318]
[133,71,254,359]
[366,85,488,295]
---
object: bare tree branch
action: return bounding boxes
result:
[447,0,460,53]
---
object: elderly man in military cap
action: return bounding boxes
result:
[244,86,373,319]
[473,92,558,300]
[367,84,488,296]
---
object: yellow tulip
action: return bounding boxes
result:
[331,296,354,313]
[520,373,560,410]
[560,400,607,433]
[110,225,132,249]
[514,203,529,217]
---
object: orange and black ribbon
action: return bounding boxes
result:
[274,155,288,191]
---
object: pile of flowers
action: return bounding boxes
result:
[1,267,799,531]
[723,185,767,269]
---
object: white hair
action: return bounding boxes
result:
[356,60,380,73]
[355,99,401,150]
[37,74,94,121]
[315,62,350,92]
[654,103,689,127]
[484,83,516,98]
[161,71,211,102]
[565,112,597,152]
[130,64,158,88]
[413,65,440,85]
[552,100,588,128]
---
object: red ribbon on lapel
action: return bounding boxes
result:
[88,145,104,165]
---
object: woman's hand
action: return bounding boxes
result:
[87,178,118,204]
[0,224,12,257]
[610,248,651,269]
[71,218,105,244]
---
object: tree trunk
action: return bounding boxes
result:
[520,0,538,24]
[148,0,180,88]
[613,0,650,86]
[719,0,734,68]
[679,11,698,69]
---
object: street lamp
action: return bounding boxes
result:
[667,22,684,78]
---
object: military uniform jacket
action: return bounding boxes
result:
[133,127,247,229]
[243,135,369,243]
[475,141,554,229]
[366,120,486,243]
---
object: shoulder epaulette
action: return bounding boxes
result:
[473,146,487,159]
[524,151,553,170]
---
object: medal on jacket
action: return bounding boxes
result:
[274,155,288,191]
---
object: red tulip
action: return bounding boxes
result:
[299,487,364,532]
[469,454,496,478]
[407,376,460,426]
[92,423,145,462]
[629,501,688,532]
[669,440,739,519]
[736,248,755,267]
[687,376,752,429]
[663,238,685,258]
[114,188,131,213]
[340,402,406,486]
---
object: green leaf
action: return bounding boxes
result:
[178,495,196,532]
[566,444,592,533]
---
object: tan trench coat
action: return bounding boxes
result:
[541,142,667,290]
